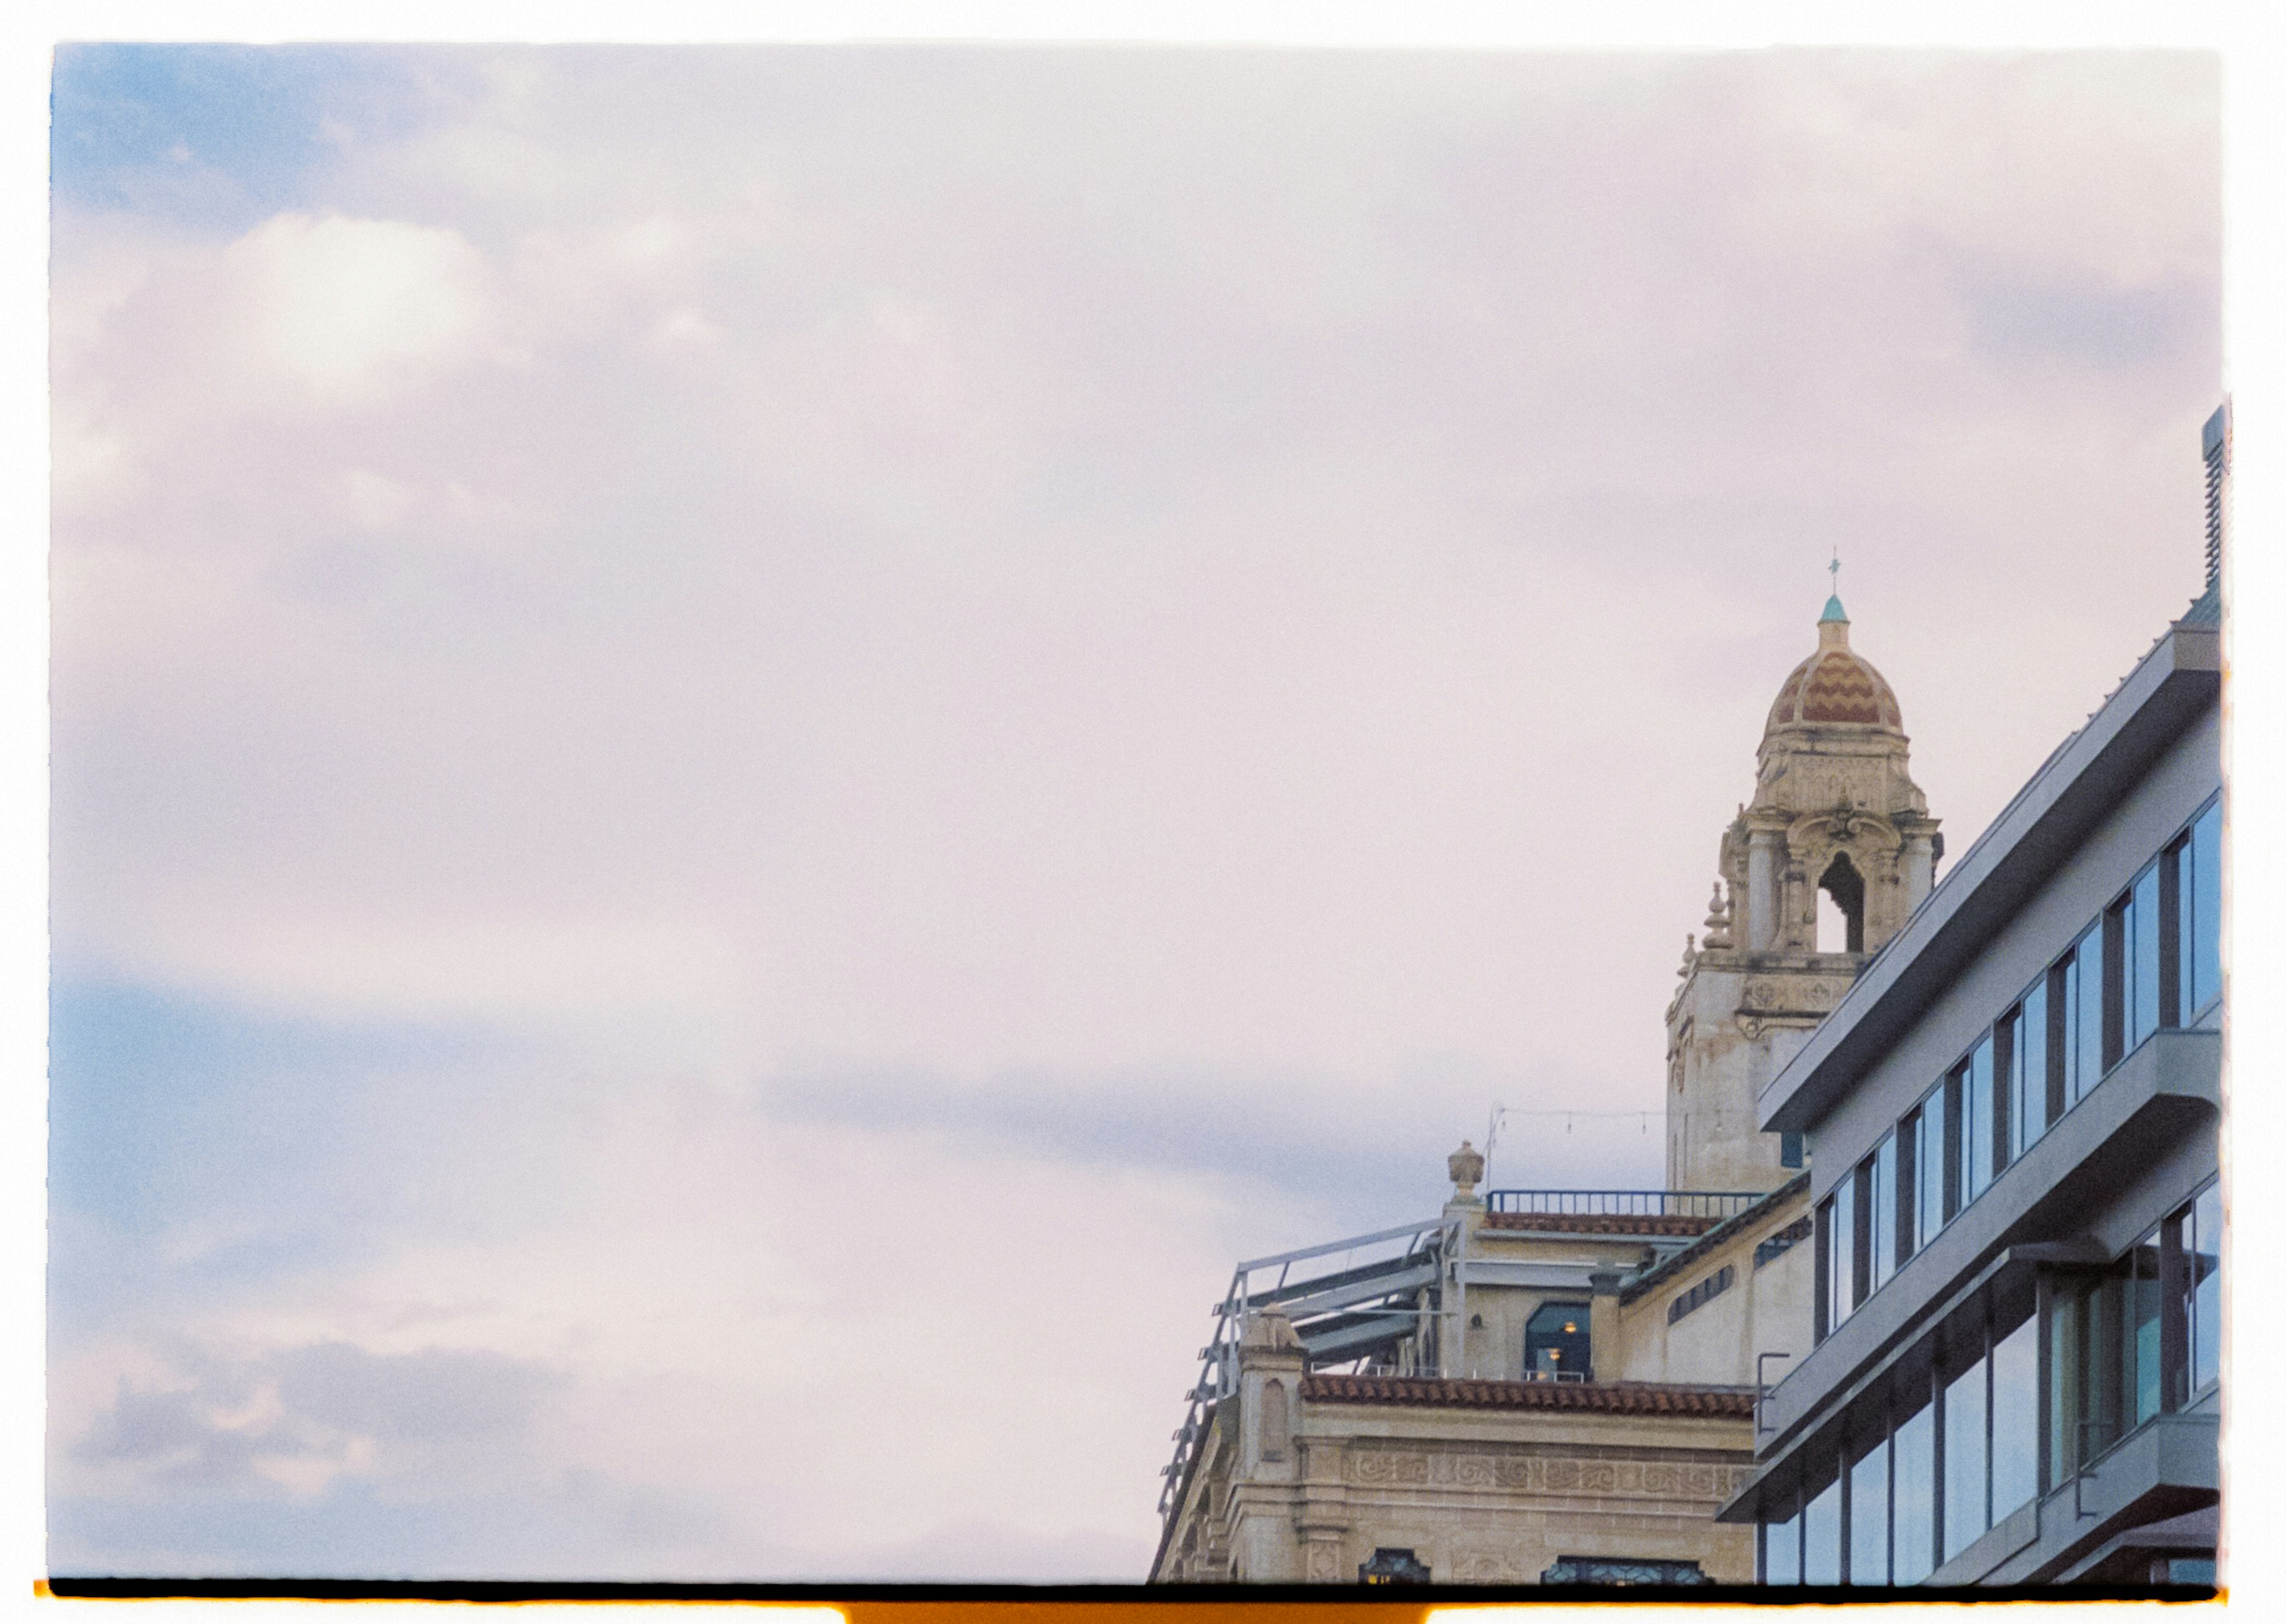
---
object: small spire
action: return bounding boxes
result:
[1820,549,1848,623]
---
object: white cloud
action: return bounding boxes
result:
[221,213,493,402]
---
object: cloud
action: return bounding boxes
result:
[222,213,494,402]
[46,45,2221,1581]
[67,1339,566,1501]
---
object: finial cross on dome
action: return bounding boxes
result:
[1830,549,1841,589]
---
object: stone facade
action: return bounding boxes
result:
[1666,599,1938,1191]
[1159,1373,1759,1585]
[1152,1177,1817,1582]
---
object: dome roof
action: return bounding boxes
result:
[1765,601,1903,734]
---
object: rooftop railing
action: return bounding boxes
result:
[1485,1188,1766,1221]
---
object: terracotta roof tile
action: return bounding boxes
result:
[1481,1211,1719,1237]
[1299,1374,1757,1417]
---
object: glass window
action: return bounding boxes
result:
[1893,1398,1935,1585]
[1525,1301,1590,1378]
[2047,1284,2080,1489]
[1960,1037,1994,1204]
[1764,1506,1800,1585]
[2192,1181,2221,1394]
[2072,1269,2127,1463]
[2128,863,2161,1050]
[1913,1098,1944,1253]
[1947,1070,1966,1226]
[1991,1315,2038,1520]
[1943,1348,1988,1563]
[1803,1473,1841,1586]
[1848,1434,1890,1586]
[2070,923,2104,1103]
[2188,801,2221,1017]
[2131,1230,2164,1426]
[2016,982,2049,1152]
[1995,1010,2019,1172]
[1869,1133,1898,1292]
[1827,1178,1857,1331]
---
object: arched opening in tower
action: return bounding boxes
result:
[1817,851,1866,954]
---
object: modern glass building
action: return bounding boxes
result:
[1717,421,2226,1586]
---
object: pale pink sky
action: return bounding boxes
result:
[46,45,2221,1579]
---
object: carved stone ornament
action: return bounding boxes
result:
[1447,1140,1485,1195]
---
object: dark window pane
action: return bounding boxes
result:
[1526,1301,1591,1379]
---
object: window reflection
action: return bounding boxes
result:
[2193,1182,2221,1393]
[1991,1316,2038,1520]
[1803,1474,1841,1586]
[1892,1401,1935,1585]
[1848,1435,1890,1585]
[1943,1349,1988,1563]
[1765,1506,1799,1585]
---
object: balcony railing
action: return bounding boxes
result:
[1485,1188,1766,1221]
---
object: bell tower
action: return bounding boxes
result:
[1664,588,1940,1191]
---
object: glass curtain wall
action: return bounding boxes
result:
[1832,797,2224,1344]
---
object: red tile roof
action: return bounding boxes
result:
[1481,1211,1719,1237]
[1299,1374,1757,1417]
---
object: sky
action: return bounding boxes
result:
[43,43,2224,1580]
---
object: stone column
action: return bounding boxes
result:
[1747,829,1782,950]
[1442,1142,1486,1378]
[1239,1310,1305,1479]
[1902,830,1936,911]
[1588,1271,1622,1382]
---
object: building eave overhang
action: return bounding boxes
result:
[1756,619,2219,1136]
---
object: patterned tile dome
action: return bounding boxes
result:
[1765,602,1903,733]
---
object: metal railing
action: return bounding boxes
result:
[1158,1214,1450,1526]
[1486,1188,1767,1220]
